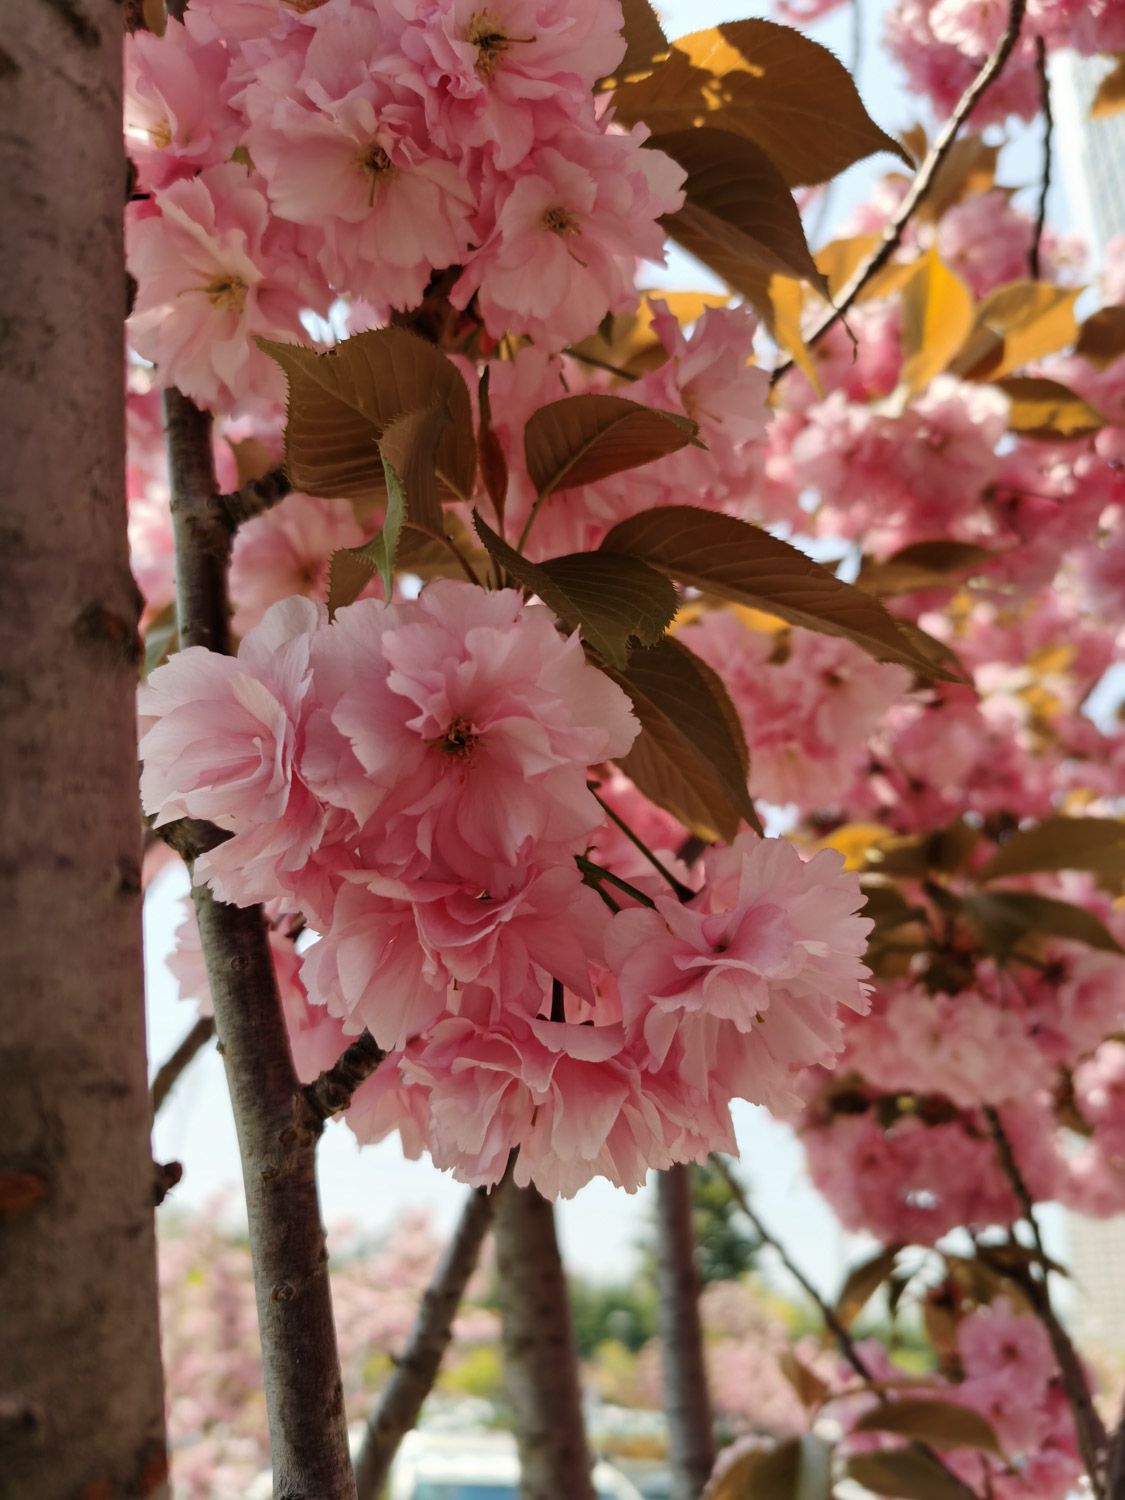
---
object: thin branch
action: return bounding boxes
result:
[711,1155,981,1500]
[984,1107,1108,1499]
[303,1031,386,1125]
[575,854,657,910]
[150,1015,216,1117]
[1029,35,1052,280]
[589,785,697,902]
[772,0,1028,382]
[217,466,292,530]
[562,346,641,382]
[165,384,358,1500]
[657,1164,715,1500]
[353,1184,499,1500]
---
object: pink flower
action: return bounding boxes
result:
[127,163,329,412]
[390,0,628,170]
[314,580,638,879]
[453,127,685,347]
[139,596,334,907]
[607,834,872,1109]
[125,19,243,191]
[230,492,367,635]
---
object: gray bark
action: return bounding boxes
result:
[0,1,169,1494]
[657,1165,715,1500]
[164,389,359,1500]
[493,1180,597,1500]
[354,1185,497,1500]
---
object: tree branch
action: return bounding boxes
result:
[150,1015,215,1117]
[773,0,1028,381]
[303,1031,386,1125]
[353,1184,499,1500]
[710,1155,981,1500]
[165,384,358,1500]
[657,1164,715,1500]
[493,1177,597,1500]
[984,1107,1108,1499]
[217,465,292,530]
[1029,35,1052,280]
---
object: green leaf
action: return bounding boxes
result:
[326,451,406,614]
[846,1448,975,1500]
[472,511,678,669]
[710,1436,833,1500]
[604,635,760,842]
[524,393,699,499]
[853,1397,1003,1457]
[995,376,1105,442]
[611,19,910,187]
[979,816,1125,882]
[836,1243,905,1327]
[653,128,828,294]
[257,329,476,506]
[600,507,953,678]
[963,890,1124,958]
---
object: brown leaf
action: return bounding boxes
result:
[258,330,476,506]
[846,1448,975,1500]
[857,541,994,598]
[778,1349,830,1409]
[477,368,509,527]
[995,375,1104,441]
[612,20,910,187]
[523,393,699,498]
[1076,305,1125,370]
[600,506,952,678]
[979,815,1125,882]
[226,435,278,489]
[912,132,1001,222]
[377,402,449,534]
[709,1435,833,1500]
[853,1397,1004,1457]
[472,511,677,669]
[1092,54,1125,118]
[601,0,669,85]
[654,128,828,293]
[605,635,760,842]
[836,1243,905,1326]
[963,890,1124,957]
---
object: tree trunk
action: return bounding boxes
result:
[0,2,169,1495]
[657,1165,715,1500]
[163,389,359,1500]
[493,1181,597,1500]
[354,1184,497,1500]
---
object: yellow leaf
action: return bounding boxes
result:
[898,248,974,397]
[767,274,821,393]
[817,822,895,871]
[995,375,1105,440]
[1092,54,1125,119]
[610,19,911,188]
[952,281,1081,381]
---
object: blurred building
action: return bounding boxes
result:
[1052,51,1125,254]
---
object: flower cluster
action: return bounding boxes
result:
[143,579,874,1197]
[125,0,686,410]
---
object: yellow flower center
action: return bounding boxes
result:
[354,143,398,206]
[541,206,579,236]
[465,9,534,75]
[150,117,173,150]
[205,277,248,311]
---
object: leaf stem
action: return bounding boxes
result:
[589,784,697,902]
[575,854,655,909]
[562,346,641,383]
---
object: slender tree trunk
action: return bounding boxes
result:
[354,1184,498,1500]
[493,1181,597,1500]
[657,1165,715,1500]
[0,2,169,1495]
[164,390,358,1500]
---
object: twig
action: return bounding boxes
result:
[303,1031,385,1125]
[150,1015,215,1117]
[1029,36,1052,280]
[217,466,292,530]
[984,1107,1108,1499]
[562,346,641,382]
[353,1183,500,1500]
[773,0,1028,382]
[589,785,697,902]
[165,384,359,1500]
[711,1155,981,1500]
[657,1164,715,1499]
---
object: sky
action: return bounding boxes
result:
[150,0,1078,1300]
